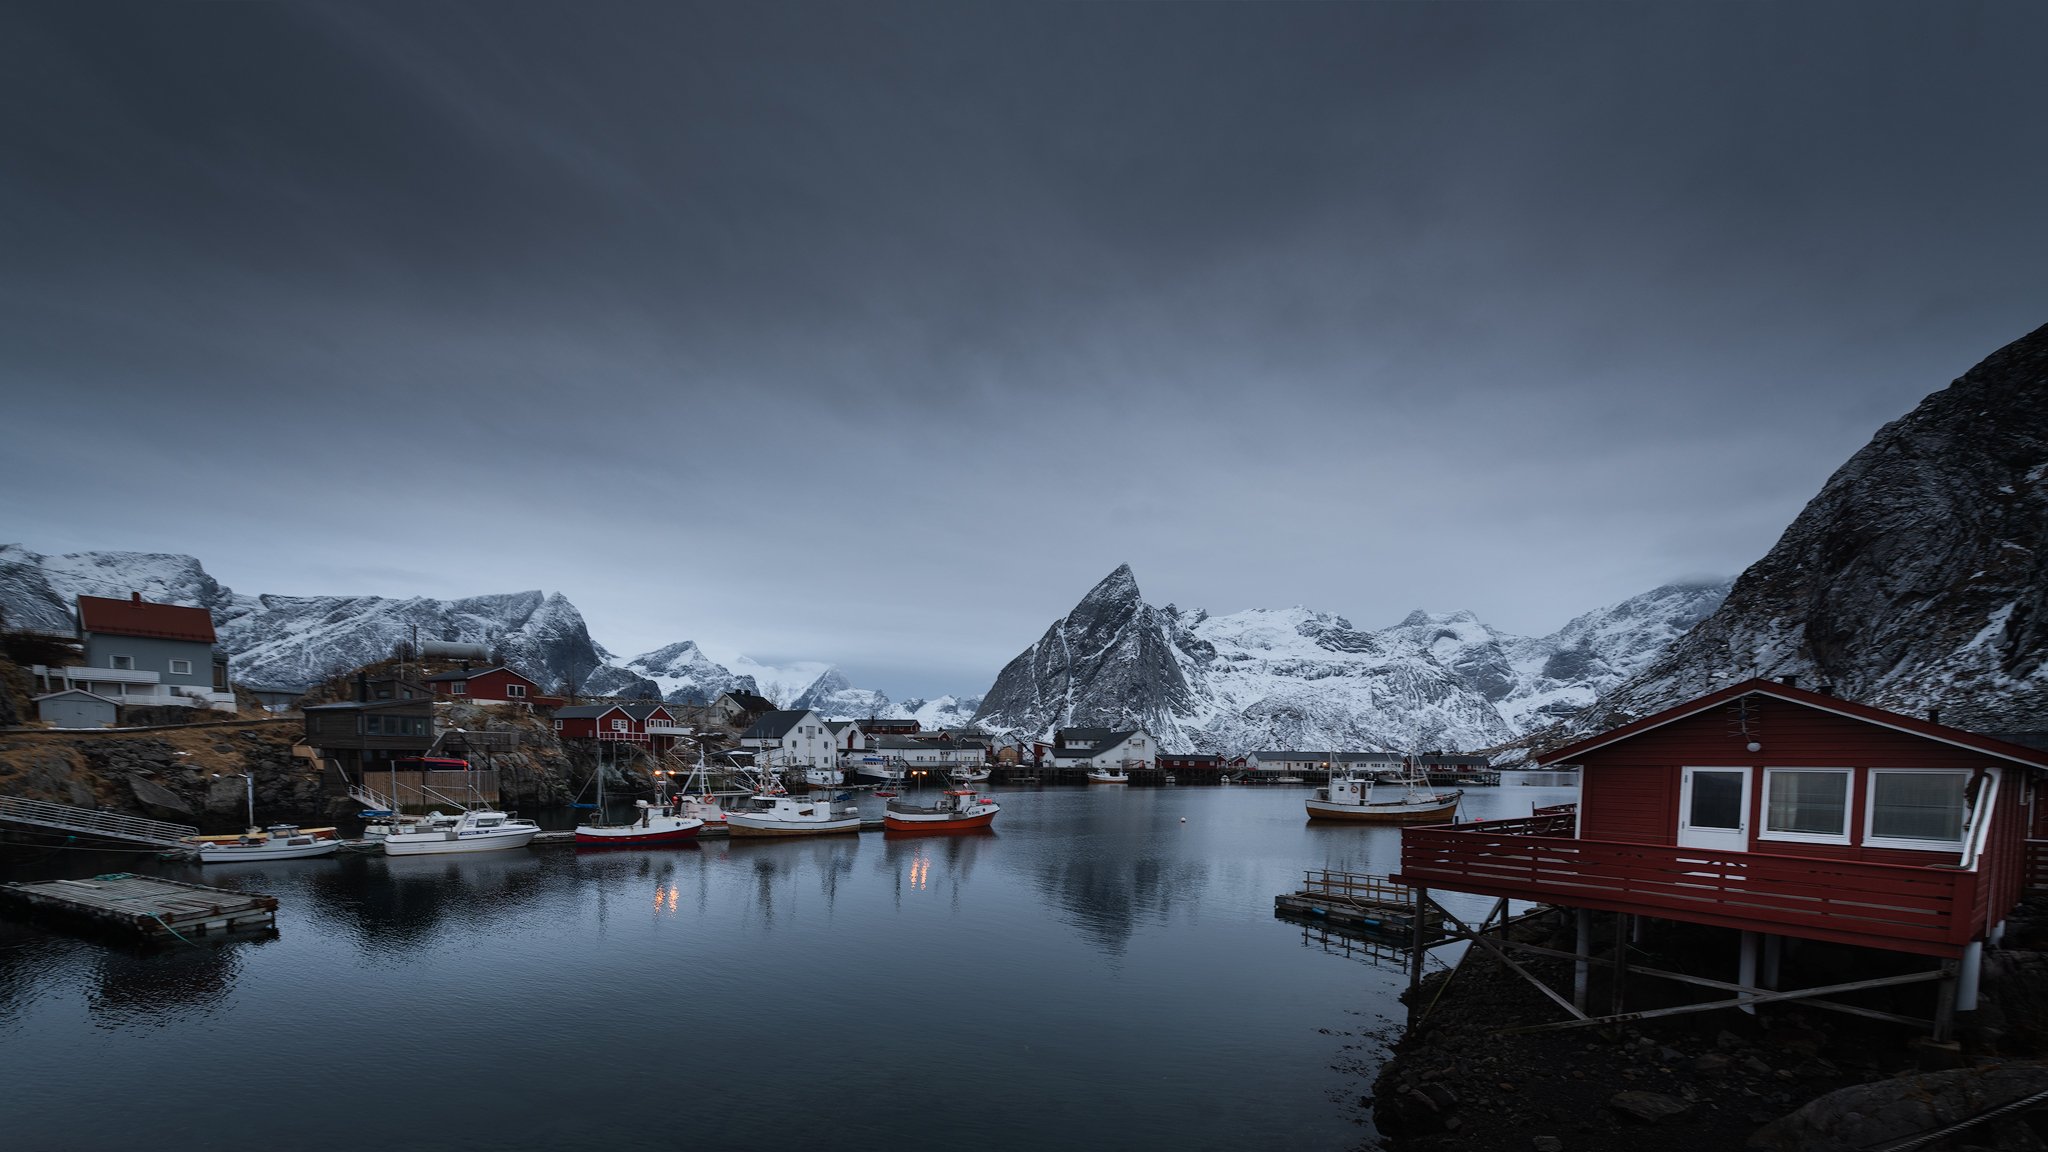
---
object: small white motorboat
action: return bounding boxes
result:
[185,771,340,861]
[947,766,992,784]
[382,808,540,855]
[1084,766,1129,784]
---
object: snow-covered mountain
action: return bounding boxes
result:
[972,564,1731,755]
[1583,321,2048,738]
[624,641,761,704]
[0,545,658,698]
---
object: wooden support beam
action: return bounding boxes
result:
[1409,886,1429,991]
[1612,912,1629,1017]
[1573,907,1591,1013]
[1443,904,1588,1022]
[1499,968,1948,1036]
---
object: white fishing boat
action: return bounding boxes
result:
[575,767,702,847]
[185,772,340,862]
[947,765,992,784]
[883,788,998,834]
[381,807,540,855]
[1084,766,1129,785]
[1305,767,1461,824]
[801,765,842,789]
[726,792,862,838]
[854,756,904,784]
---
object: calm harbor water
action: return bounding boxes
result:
[1,780,1575,1151]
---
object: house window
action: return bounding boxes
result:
[506,684,527,698]
[1866,770,1971,848]
[452,683,466,695]
[610,719,628,731]
[169,659,192,675]
[1761,768,1853,843]
[110,655,134,670]
[553,720,563,731]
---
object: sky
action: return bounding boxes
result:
[3,2,2046,699]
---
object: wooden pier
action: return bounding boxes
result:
[0,874,278,941]
[1274,868,1441,941]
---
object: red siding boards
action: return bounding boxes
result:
[1397,679,2048,953]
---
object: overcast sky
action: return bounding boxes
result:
[3,2,2045,698]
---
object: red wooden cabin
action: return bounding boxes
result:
[1397,678,2048,1021]
[552,702,688,751]
[425,665,562,708]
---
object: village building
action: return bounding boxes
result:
[553,701,691,751]
[824,719,865,753]
[1245,750,1329,775]
[1049,727,1157,771]
[302,676,437,775]
[33,688,120,729]
[873,736,987,769]
[1332,751,1405,774]
[712,690,779,726]
[30,593,236,711]
[1395,677,2048,1037]
[859,718,921,739]
[1158,752,1223,774]
[740,709,838,772]
[424,664,561,707]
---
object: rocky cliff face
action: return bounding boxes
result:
[623,640,760,704]
[1589,321,2048,736]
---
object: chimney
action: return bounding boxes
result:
[1816,682,1835,697]
[461,660,471,672]
[1929,707,1942,725]
[356,672,369,703]
[131,592,141,604]
[1779,674,1798,689]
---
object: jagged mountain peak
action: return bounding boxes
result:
[1586,321,2048,736]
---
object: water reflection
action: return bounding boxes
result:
[87,936,260,1029]
[724,836,859,926]
[876,831,992,908]
[293,851,548,954]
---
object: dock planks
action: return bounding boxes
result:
[0,873,278,941]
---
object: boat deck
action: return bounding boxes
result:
[0,873,278,941]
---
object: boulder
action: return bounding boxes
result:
[127,774,194,817]
[1609,1091,1691,1122]
[1748,1062,2048,1151]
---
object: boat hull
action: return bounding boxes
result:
[573,823,703,847]
[381,828,539,855]
[725,816,862,838]
[193,838,341,862]
[881,810,997,833]
[1304,795,1461,824]
[1084,775,1128,785]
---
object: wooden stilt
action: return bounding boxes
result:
[1738,930,1759,1016]
[1611,913,1629,1017]
[1573,907,1591,1013]
[1410,886,1428,991]
[1934,958,1959,1041]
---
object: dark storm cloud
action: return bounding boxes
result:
[3,2,2045,696]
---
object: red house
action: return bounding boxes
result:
[1397,678,2048,1035]
[425,665,561,707]
[552,702,689,752]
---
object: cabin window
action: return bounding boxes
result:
[506,684,526,697]
[610,719,628,731]
[452,682,466,694]
[1760,768,1852,844]
[110,655,134,670]
[1865,770,1971,848]
[169,659,192,675]
[553,720,563,731]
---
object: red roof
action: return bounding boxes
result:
[1543,677,2048,771]
[76,594,217,644]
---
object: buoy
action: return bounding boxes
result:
[1180,817,1187,823]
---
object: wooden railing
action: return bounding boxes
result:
[1300,869,1414,906]
[1397,826,1978,957]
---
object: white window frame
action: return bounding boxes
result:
[1758,767,1855,846]
[610,718,628,732]
[506,683,527,698]
[110,654,134,670]
[168,659,192,675]
[1863,768,1975,851]
[553,719,563,730]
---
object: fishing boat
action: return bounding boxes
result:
[185,772,341,862]
[726,792,862,838]
[1305,767,1461,824]
[382,807,541,855]
[1084,766,1129,785]
[575,767,703,847]
[947,765,992,784]
[883,788,999,834]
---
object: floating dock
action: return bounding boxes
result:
[1273,868,1441,941]
[0,873,278,941]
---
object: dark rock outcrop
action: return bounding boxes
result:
[1590,322,2048,735]
[1747,1062,2048,1151]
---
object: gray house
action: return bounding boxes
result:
[31,593,235,711]
[34,689,120,729]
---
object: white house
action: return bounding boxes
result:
[1049,727,1157,771]
[1246,750,1329,775]
[873,736,987,769]
[740,709,837,772]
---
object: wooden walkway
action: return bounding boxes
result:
[1274,868,1440,940]
[0,874,277,941]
